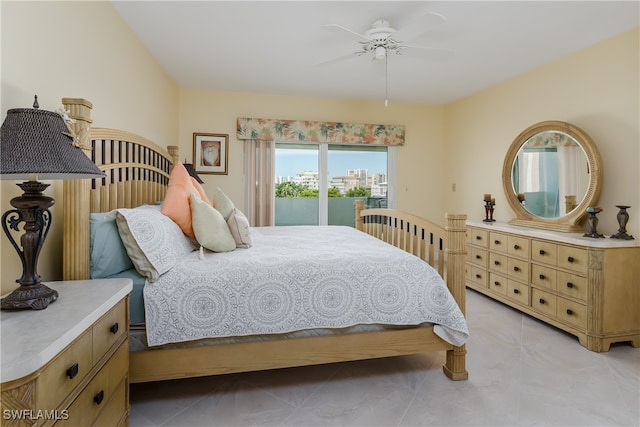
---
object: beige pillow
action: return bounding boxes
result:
[227,208,252,248]
[190,193,236,253]
[212,187,235,221]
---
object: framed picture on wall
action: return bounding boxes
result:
[193,133,229,175]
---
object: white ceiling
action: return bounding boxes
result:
[112,1,639,106]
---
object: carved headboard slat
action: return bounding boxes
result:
[62,99,179,280]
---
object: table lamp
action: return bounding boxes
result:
[0,96,105,310]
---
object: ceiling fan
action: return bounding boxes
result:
[316,12,449,106]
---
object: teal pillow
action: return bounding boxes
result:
[90,212,134,278]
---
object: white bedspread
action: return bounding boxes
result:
[143,226,469,347]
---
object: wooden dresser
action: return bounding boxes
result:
[466,220,640,351]
[1,279,132,426]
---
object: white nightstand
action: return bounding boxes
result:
[1,278,132,426]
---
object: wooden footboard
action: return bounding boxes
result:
[62,97,468,383]
[355,200,468,380]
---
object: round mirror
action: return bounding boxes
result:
[502,121,602,232]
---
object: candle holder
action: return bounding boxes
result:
[610,205,634,240]
[583,207,604,238]
[483,200,496,223]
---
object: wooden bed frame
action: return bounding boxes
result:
[61,98,468,383]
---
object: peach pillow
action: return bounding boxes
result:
[161,162,210,238]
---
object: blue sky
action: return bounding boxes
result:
[275,149,387,178]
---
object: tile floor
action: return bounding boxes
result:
[130,289,639,426]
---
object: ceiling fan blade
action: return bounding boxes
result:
[313,51,361,67]
[393,12,446,42]
[323,23,369,41]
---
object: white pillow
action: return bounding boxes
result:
[190,193,236,253]
[212,187,235,221]
[115,205,194,282]
[227,208,252,248]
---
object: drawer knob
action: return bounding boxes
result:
[475,254,481,259]
[566,282,574,288]
[475,274,482,279]
[539,249,545,255]
[567,256,575,263]
[539,274,545,280]
[566,309,573,316]
[513,266,520,272]
[66,363,79,380]
[494,281,501,286]
[94,390,104,405]
[110,322,119,334]
[513,289,520,294]
[539,298,545,304]
[494,260,500,266]
[476,236,481,240]
[494,240,501,244]
[514,244,520,250]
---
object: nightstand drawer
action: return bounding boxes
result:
[557,271,587,301]
[557,245,588,274]
[93,299,127,362]
[531,288,557,318]
[531,264,556,291]
[531,240,557,265]
[37,329,93,412]
[557,298,587,329]
[62,340,128,426]
[92,377,127,427]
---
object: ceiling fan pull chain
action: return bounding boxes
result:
[385,53,389,107]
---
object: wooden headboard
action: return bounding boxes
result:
[62,98,179,280]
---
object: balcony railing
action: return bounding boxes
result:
[275,197,386,227]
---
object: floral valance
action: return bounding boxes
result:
[237,117,405,146]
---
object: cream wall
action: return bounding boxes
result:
[1,1,178,294]
[178,89,446,220]
[445,28,640,238]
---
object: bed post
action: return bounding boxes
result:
[443,213,468,380]
[62,98,93,280]
[355,199,364,231]
[167,146,179,171]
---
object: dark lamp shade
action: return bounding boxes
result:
[0,108,105,180]
[183,162,204,183]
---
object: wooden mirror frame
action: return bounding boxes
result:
[502,120,603,232]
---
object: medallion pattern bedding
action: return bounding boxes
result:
[143,225,469,347]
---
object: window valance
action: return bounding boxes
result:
[237,117,405,146]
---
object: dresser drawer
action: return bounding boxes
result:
[532,288,557,318]
[508,235,530,259]
[507,279,529,306]
[468,246,488,268]
[468,265,488,288]
[62,340,128,427]
[557,245,588,274]
[531,240,557,265]
[557,298,587,329]
[489,232,509,253]
[470,228,489,248]
[507,257,529,283]
[37,329,93,412]
[556,271,587,301]
[489,272,508,296]
[489,252,508,275]
[93,299,127,363]
[531,264,556,291]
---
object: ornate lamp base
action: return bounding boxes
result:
[0,283,58,310]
